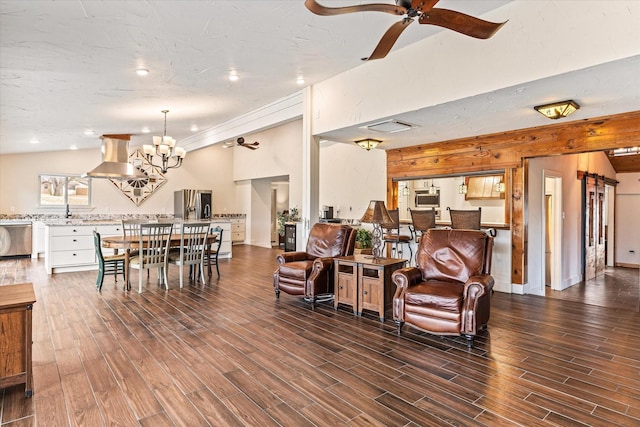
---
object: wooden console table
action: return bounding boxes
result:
[0,283,36,397]
[334,255,406,322]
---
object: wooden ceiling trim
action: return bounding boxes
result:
[387,110,640,179]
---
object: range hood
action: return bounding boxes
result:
[86,136,147,180]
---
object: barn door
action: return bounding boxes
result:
[583,175,606,281]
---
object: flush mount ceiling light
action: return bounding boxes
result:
[135,68,149,76]
[534,100,580,119]
[141,127,151,134]
[355,138,382,151]
[365,119,418,134]
[609,147,639,157]
[84,130,95,136]
[229,70,239,81]
[296,74,305,85]
[29,139,40,144]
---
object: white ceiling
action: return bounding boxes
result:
[1,0,638,155]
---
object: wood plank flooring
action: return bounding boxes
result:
[1,245,639,426]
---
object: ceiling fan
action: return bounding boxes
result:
[223,137,260,150]
[304,0,507,60]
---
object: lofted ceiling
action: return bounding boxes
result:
[1,0,639,173]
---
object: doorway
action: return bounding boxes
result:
[543,172,563,291]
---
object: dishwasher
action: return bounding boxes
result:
[0,221,32,258]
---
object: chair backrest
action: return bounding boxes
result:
[416,228,493,284]
[138,223,173,268]
[179,222,210,263]
[447,207,482,230]
[93,230,105,263]
[305,223,356,259]
[410,208,436,232]
[382,209,400,231]
[122,219,145,237]
[210,226,223,253]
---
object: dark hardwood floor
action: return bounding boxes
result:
[1,245,639,426]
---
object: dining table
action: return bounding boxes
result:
[101,232,218,290]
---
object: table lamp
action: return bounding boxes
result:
[360,200,393,259]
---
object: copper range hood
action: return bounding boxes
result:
[86,135,147,180]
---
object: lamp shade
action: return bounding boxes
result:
[360,200,393,225]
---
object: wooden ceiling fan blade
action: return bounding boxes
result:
[411,0,440,12]
[304,0,406,16]
[367,18,414,60]
[419,8,507,39]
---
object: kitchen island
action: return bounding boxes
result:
[41,217,237,274]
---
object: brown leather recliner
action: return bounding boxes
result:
[274,223,356,307]
[392,228,494,348]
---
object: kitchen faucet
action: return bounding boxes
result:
[65,204,71,219]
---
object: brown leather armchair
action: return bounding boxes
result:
[392,228,494,348]
[274,223,356,307]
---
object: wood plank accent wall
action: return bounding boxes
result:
[386,110,640,286]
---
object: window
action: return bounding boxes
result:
[39,174,91,207]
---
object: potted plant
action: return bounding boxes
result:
[277,207,300,237]
[355,228,373,255]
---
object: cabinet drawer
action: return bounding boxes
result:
[231,223,245,232]
[50,226,92,237]
[231,232,245,242]
[96,225,122,236]
[51,234,94,250]
[50,249,95,266]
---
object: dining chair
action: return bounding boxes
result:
[168,222,210,288]
[206,226,224,278]
[93,231,126,291]
[382,209,412,261]
[129,223,173,293]
[447,207,482,230]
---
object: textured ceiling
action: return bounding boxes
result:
[1,0,639,162]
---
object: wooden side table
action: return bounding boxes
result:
[0,283,36,397]
[334,255,406,322]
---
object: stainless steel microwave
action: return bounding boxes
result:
[415,190,440,208]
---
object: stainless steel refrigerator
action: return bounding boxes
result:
[174,190,212,220]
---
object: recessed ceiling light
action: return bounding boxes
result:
[190,124,198,132]
[84,129,95,136]
[229,70,239,82]
[141,127,151,133]
[29,139,40,144]
[296,74,305,85]
[136,68,149,76]
[69,145,78,150]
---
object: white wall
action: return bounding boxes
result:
[311,1,640,135]
[528,152,617,295]
[0,143,236,215]
[319,141,387,222]
[615,172,640,267]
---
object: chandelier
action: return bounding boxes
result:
[142,110,186,173]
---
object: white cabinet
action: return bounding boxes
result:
[45,225,96,274]
[210,221,232,258]
[31,221,46,259]
[230,218,245,243]
[44,222,123,274]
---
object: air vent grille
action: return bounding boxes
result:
[365,119,418,134]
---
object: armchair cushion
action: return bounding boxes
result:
[418,230,487,284]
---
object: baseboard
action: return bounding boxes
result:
[616,262,640,269]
